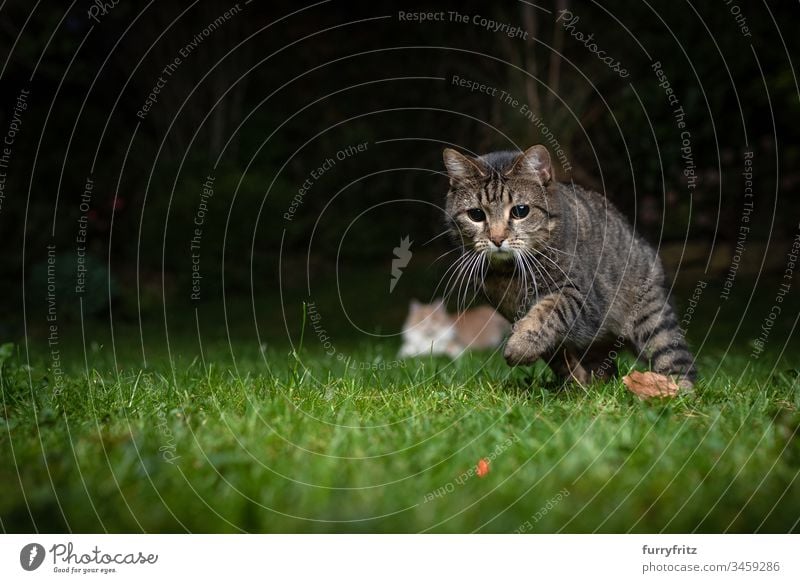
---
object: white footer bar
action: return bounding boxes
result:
[1,534,797,582]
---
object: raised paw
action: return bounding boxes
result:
[503,331,541,366]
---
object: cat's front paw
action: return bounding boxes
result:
[503,331,541,366]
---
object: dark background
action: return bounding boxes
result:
[1,0,798,357]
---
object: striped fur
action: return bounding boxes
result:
[443,145,697,389]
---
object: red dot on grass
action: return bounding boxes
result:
[476,458,490,478]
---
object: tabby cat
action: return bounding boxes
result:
[442,145,696,389]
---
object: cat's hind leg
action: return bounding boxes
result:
[545,343,620,386]
[543,348,592,386]
[579,342,621,382]
[630,297,697,390]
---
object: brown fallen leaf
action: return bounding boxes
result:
[623,370,680,400]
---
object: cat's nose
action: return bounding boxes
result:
[489,235,506,247]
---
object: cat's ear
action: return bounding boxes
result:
[505,145,552,185]
[443,148,486,184]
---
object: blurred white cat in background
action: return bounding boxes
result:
[398,299,509,359]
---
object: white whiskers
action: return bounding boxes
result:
[434,249,488,312]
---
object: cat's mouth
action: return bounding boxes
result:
[486,247,514,257]
[481,240,515,262]
[487,247,514,261]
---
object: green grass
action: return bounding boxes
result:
[1,333,799,533]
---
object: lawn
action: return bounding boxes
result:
[1,283,799,533]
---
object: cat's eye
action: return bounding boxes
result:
[510,204,530,219]
[466,208,486,222]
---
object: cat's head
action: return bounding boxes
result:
[402,298,454,337]
[398,299,458,358]
[442,145,557,261]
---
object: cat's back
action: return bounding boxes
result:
[557,182,669,336]
[556,182,658,264]
[557,182,632,235]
